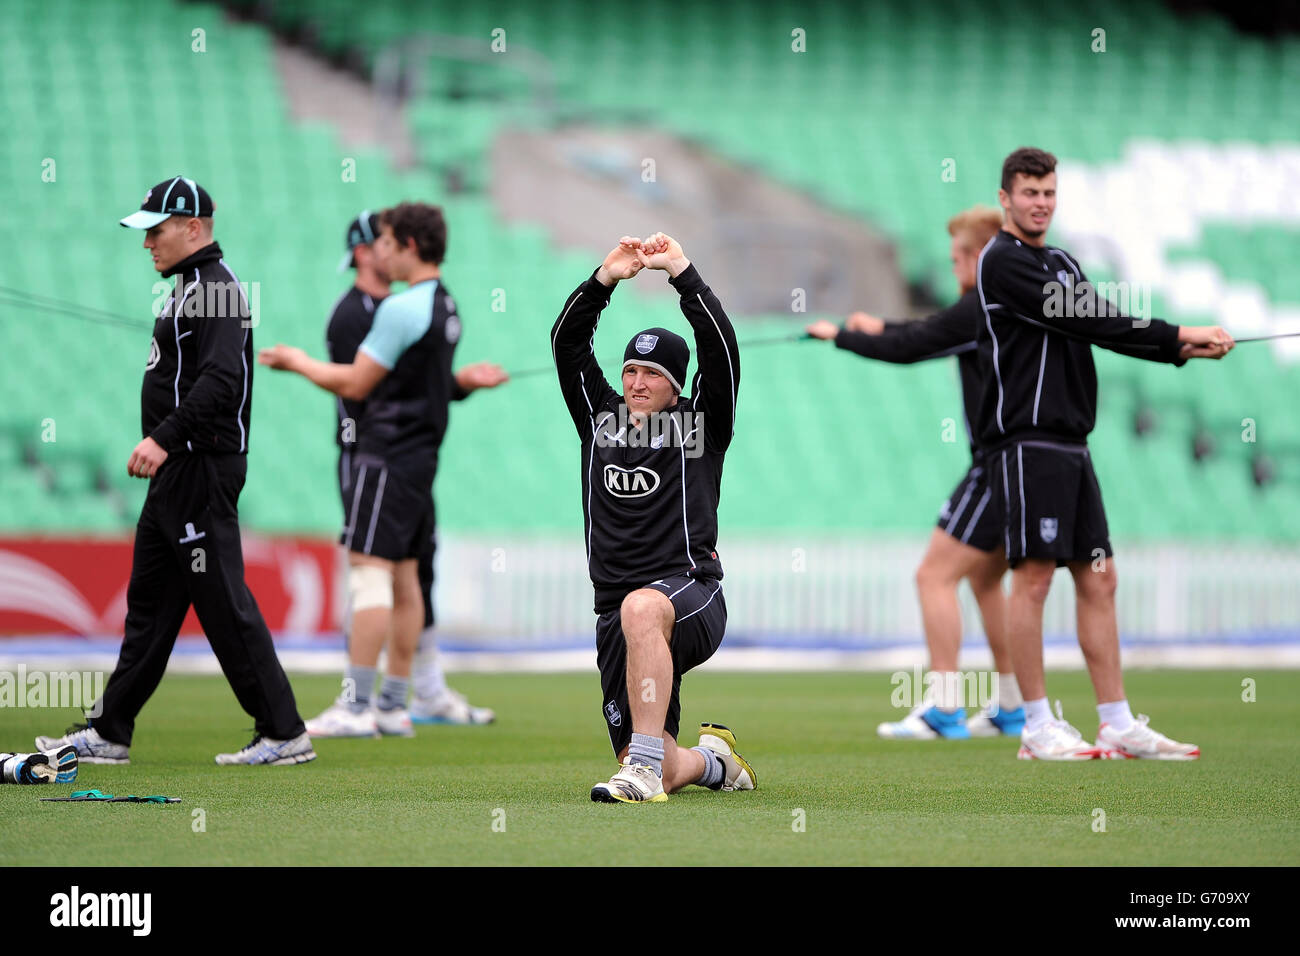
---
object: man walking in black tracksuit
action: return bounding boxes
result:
[551,232,756,804]
[37,176,314,766]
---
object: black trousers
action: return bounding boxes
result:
[92,453,306,745]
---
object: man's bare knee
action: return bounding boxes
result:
[1073,559,1117,602]
[620,589,674,641]
[915,558,954,593]
[1012,562,1055,604]
[915,531,972,592]
[391,560,421,606]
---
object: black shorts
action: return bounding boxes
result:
[339,457,434,563]
[935,460,1001,552]
[338,453,438,629]
[595,574,727,756]
[990,440,1113,568]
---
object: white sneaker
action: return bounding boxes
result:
[877,704,940,740]
[1096,715,1199,760]
[696,722,757,791]
[35,723,129,765]
[305,701,379,738]
[590,757,668,803]
[215,732,317,766]
[373,706,414,737]
[1017,713,1101,761]
[410,688,495,725]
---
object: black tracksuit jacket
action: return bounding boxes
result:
[974,230,1185,450]
[142,242,254,455]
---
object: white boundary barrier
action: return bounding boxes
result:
[3,534,1297,672]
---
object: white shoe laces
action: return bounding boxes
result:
[1043,701,1086,744]
[615,762,659,786]
[1047,720,1085,744]
[1124,714,1176,747]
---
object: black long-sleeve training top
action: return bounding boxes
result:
[551,265,740,614]
[142,242,255,455]
[974,230,1185,450]
[834,290,983,454]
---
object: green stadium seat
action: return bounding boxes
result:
[3,0,1297,541]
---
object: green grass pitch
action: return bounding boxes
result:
[2,670,1297,866]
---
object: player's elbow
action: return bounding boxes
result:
[338,379,372,402]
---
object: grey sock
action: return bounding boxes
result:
[628,733,665,778]
[691,746,725,789]
[343,665,377,714]
[377,675,409,712]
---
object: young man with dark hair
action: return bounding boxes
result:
[323,211,501,731]
[807,205,1023,740]
[551,233,755,803]
[977,147,1232,759]
[378,201,448,264]
[260,202,505,738]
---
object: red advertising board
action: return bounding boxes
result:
[0,536,342,637]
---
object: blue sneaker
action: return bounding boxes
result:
[967,704,1026,737]
[877,705,970,740]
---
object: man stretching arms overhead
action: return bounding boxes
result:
[551,233,755,803]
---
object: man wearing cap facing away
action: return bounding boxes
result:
[36,176,315,766]
[551,232,756,803]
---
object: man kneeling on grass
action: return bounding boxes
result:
[550,233,756,803]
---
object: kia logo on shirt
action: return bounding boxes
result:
[603,464,661,498]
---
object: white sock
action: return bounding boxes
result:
[1097,699,1134,732]
[924,671,962,711]
[1024,697,1052,732]
[998,673,1023,711]
[412,627,448,699]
